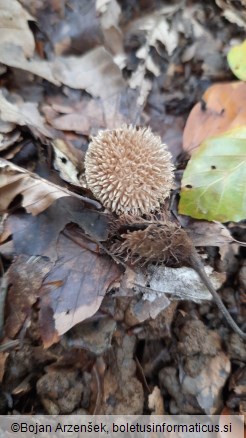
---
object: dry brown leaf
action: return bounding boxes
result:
[215,0,246,28]
[39,231,121,341]
[0,0,35,57]
[6,201,109,261]
[148,386,164,415]
[5,255,52,339]
[49,113,93,134]
[127,5,181,104]
[0,44,60,86]
[128,264,225,303]
[0,91,55,138]
[183,81,246,154]
[0,130,21,153]
[0,159,100,215]
[128,5,180,55]
[178,217,235,247]
[3,141,32,161]
[96,0,126,68]
[128,63,152,107]
[44,90,137,134]
[0,351,9,382]
[96,0,121,29]
[43,99,105,134]
[137,45,161,76]
[0,46,125,99]
[26,1,102,58]
[54,46,126,98]
[0,119,16,134]
[148,18,179,56]
[52,139,84,186]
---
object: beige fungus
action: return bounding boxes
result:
[114,221,193,265]
[85,125,174,215]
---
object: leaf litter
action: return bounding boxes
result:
[183,81,246,154]
[5,201,107,261]
[180,126,246,222]
[0,159,100,215]
[39,230,121,343]
[0,90,55,139]
[0,0,35,58]
[0,0,245,417]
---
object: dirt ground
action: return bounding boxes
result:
[0,0,245,417]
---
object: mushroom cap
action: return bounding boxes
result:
[85,125,174,215]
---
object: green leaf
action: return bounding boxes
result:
[227,40,246,81]
[179,127,246,222]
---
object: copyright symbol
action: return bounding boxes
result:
[11,423,20,432]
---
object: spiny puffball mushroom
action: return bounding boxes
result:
[85,125,174,215]
[114,221,193,265]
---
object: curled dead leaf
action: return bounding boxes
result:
[0,159,100,215]
[52,139,84,186]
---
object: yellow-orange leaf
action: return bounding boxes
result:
[183,82,246,154]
